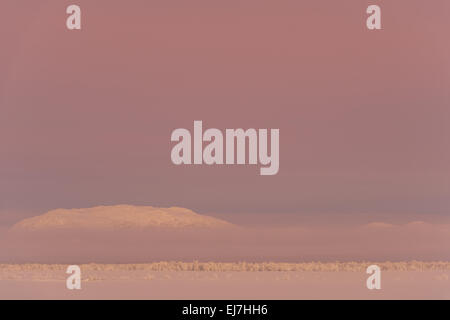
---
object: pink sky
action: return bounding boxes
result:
[1,1,450,228]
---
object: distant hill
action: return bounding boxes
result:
[11,205,233,230]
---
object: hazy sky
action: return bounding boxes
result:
[1,1,449,225]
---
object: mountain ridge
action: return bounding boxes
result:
[11,205,234,231]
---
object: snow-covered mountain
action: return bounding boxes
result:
[11,205,233,230]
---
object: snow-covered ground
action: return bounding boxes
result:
[1,262,449,299]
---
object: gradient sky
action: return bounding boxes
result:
[1,1,449,225]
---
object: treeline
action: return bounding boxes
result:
[1,261,450,272]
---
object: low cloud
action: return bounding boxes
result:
[1,207,449,263]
